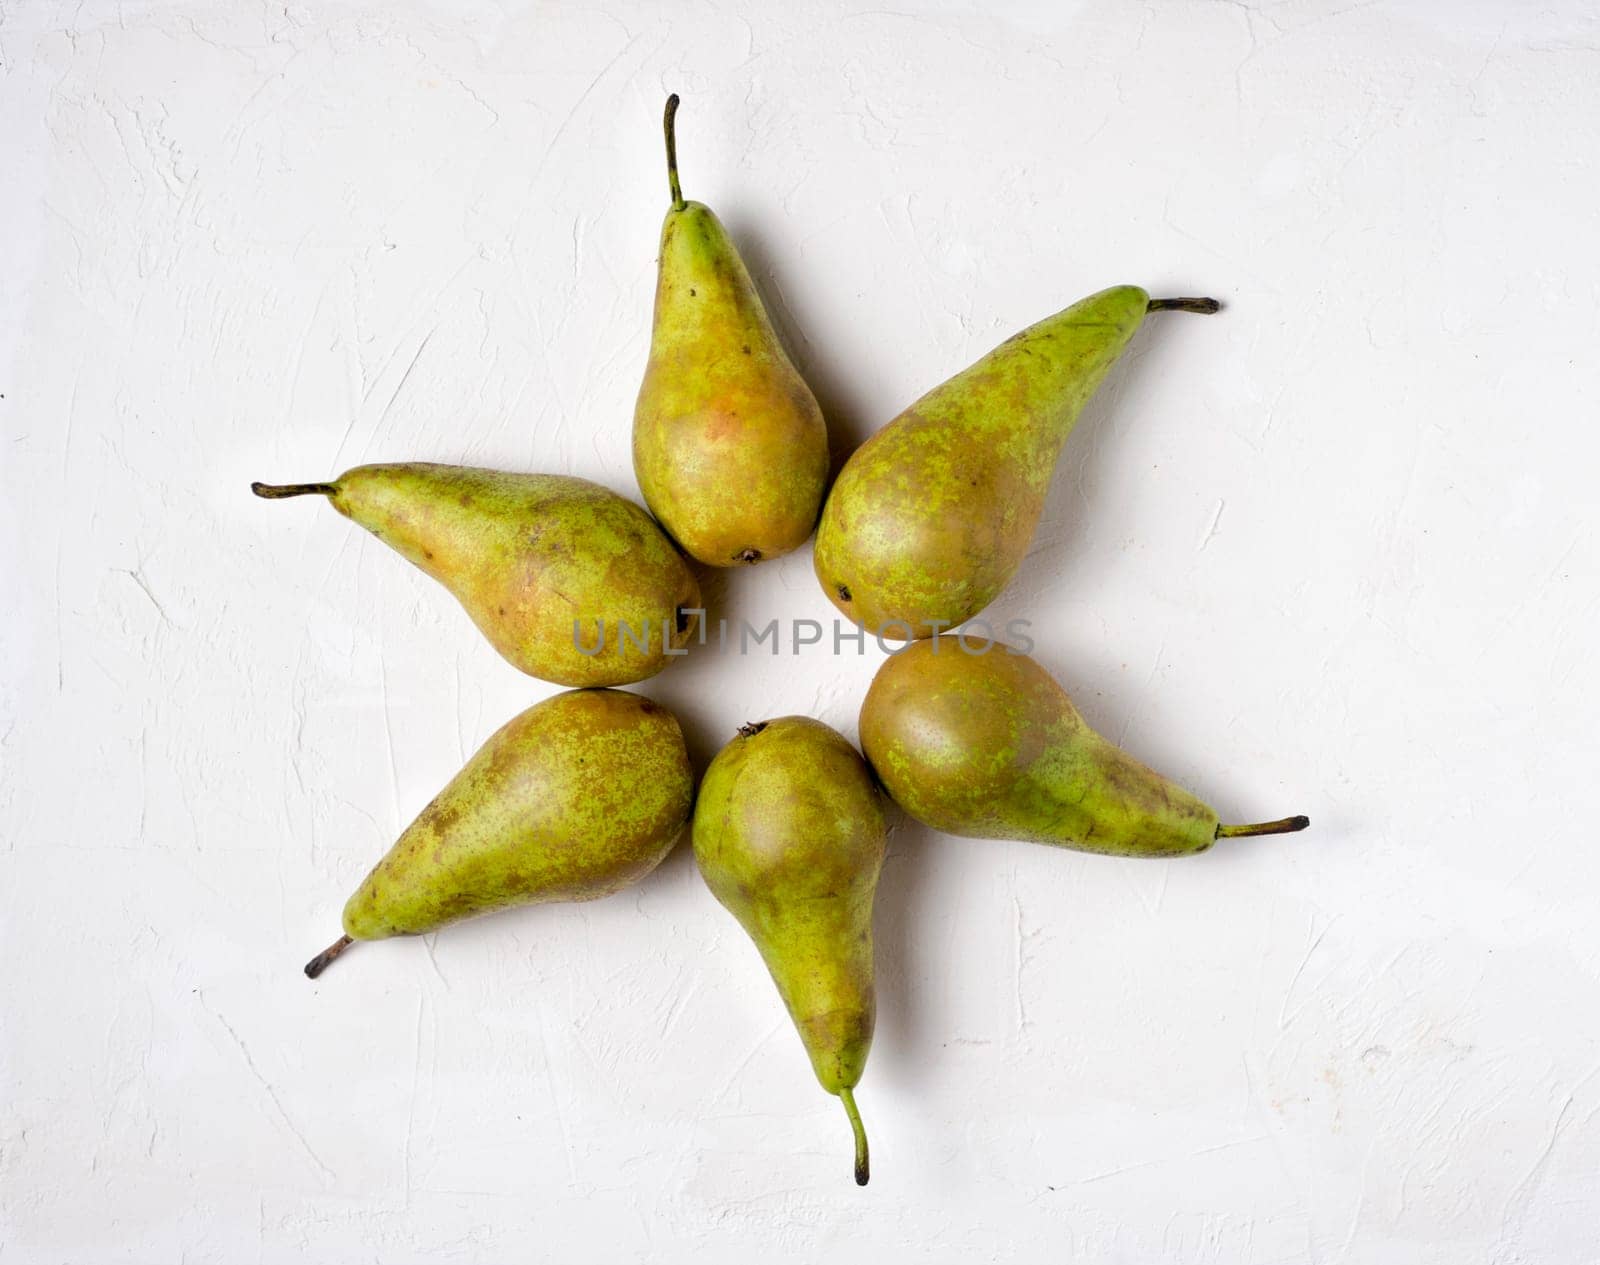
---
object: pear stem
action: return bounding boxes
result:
[839,1086,869,1186]
[304,934,354,978]
[1217,815,1310,839]
[664,93,685,211]
[1147,297,1221,314]
[252,481,336,500]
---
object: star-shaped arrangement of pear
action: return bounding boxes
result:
[254,94,1307,1187]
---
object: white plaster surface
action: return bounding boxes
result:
[4,1,1600,1259]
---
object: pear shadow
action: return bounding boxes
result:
[865,806,946,1092]
[638,815,702,887]
[388,769,715,975]
[968,305,1310,837]
[634,660,727,778]
[1006,310,1219,608]
[720,212,883,480]
[636,561,785,777]
[1026,639,1313,857]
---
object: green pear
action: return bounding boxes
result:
[252,464,699,687]
[692,717,887,1185]
[632,94,829,567]
[859,640,1306,855]
[303,688,693,978]
[814,287,1219,637]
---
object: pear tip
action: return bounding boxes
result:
[304,934,354,979]
[736,721,768,739]
[1147,296,1222,315]
[252,481,337,500]
[663,93,685,209]
[1217,815,1310,839]
[839,1086,869,1187]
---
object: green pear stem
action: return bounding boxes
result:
[252,481,337,500]
[663,93,685,211]
[839,1086,869,1186]
[304,934,354,978]
[1147,297,1221,314]
[1217,815,1310,839]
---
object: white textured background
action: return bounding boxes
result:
[4,1,1599,1260]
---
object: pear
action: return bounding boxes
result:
[859,640,1306,855]
[813,287,1219,637]
[632,94,829,567]
[692,717,887,1185]
[303,688,693,978]
[252,464,699,687]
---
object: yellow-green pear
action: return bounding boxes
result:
[304,688,693,978]
[692,717,887,1185]
[860,640,1306,855]
[814,288,1219,637]
[632,94,829,567]
[252,464,699,686]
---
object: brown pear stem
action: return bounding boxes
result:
[252,481,337,499]
[1147,297,1222,315]
[664,93,685,210]
[839,1086,869,1186]
[1217,815,1309,839]
[304,934,354,978]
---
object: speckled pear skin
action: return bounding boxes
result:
[342,689,693,941]
[859,640,1220,857]
[693,717,885,1181]
[814,286,1152,637]
[254,464,699,687]
[632,98,829,567]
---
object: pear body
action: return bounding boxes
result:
[814,286,1150,636]
[693,717,886,1181]
[343,689,693,940]
[268,464,699,686]
[633,201,829,566]
[859,640,1218,857]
